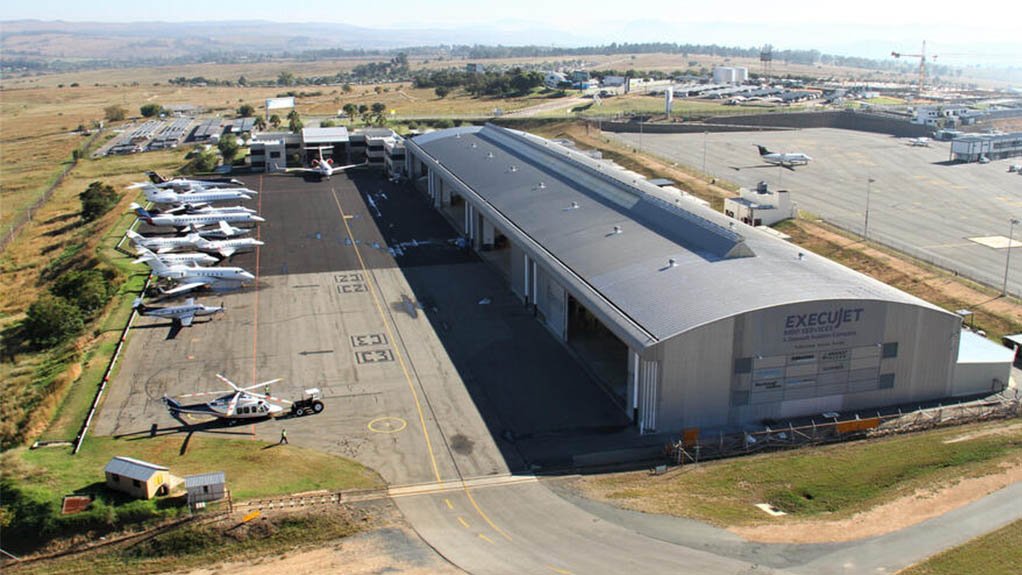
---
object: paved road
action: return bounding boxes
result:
[98,168,1022,574]
[609,128,1022,295]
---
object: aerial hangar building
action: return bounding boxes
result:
[405,124,969,434]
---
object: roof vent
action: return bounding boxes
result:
[471,143,477,148]
[729,221,736,230]
[570,201,580,209]
[668,258,678,268]
[487,151,494,159]
[455,133,461,139]
[537,181,546,189]
[612,225,622,234]
[509,165,518,172]
[797,252,805,261]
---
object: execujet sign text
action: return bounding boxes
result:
[783,307,865,342]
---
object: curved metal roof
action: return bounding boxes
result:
[409,124,951,349]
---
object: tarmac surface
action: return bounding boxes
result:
[609,128,1022,295]
[96,168,1022,574]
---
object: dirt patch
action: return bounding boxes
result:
[730,462,1022,543]
[945,422,1022,444]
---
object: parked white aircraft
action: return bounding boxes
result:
[126,229,197,253]
[136,184,253,206]
[133,297,223,326]
[133,249,219,267]
[163,374,285,421]
[286,147,366,179]
[126,230,263,257]
[195,221,251,239]
[146,170,245,189]
[139,247,255,295]
[131,203,264,231]
[757,145,812,168]
[907,137,931,147]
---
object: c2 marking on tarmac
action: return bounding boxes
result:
[367,416,407,434]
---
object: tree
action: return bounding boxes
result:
[288,115,303,133]
[277,71,296,86]
[217,134,241,164]
[253,116,267,131]
[23,295,83,348]
[52,270,114,315]
[139,103,164,118]
[79,181,119,222]
[371,102,386,116]
[183,146,219,174]
[435,86,451,98]
[269,114,281,128]
[238,75,248,86]
[342,103,357,118]
[236,103,255,117]
[320,119,336,128]
[342,83,352,93]
[103,105,126,122]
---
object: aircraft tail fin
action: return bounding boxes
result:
[757,145,771,157]
[146,170,166,184]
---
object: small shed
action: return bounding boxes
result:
[104,456,171,499]
[185,472,227,507]
[953,331,1015,396]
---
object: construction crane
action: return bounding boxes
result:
[891,41,931,98]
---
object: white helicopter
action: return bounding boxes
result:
[163,374,286,421]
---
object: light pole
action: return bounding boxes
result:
[1003,217,1020,296]
[702,131,708,175]
[864,177,875,239]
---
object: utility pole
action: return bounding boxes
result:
[864,177,876,239]
[1003,218,1019,296]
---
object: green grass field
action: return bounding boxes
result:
[2,434,382,555]
[578,420,1022,526]
[898,519,1022,575]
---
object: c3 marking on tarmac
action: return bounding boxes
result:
[351,333,388,347]
[367,416,407,434]
[355,349,395,364]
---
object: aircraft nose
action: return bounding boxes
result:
[251,215,266,222]
[241,271,256,280]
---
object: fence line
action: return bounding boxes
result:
[665,392,1021,466]
[0,129,104,253]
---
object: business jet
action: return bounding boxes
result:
[133,249,219,267]
[131,203,264,232]
[286,147,367,179]
[126,230,262,257]
[146,170,246,190]
[906,137,931,147]
[757,145,812,169]
[133,297,224,327]
[139,247,255,295]
[136,184,253,207]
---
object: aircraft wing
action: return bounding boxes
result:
[160,280,210,296]
[284,167,315,174]
[218,220,237,237]
[178,313,195,327]
[156,246,176,254]
[217,246,237,258]
[328,162,367,174]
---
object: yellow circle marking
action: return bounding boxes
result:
[368,416,407,434]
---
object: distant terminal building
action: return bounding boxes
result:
[724,181,795,227]
[712,66,749,85]
[951,132,1022,162]
[404,124,1002,433]
[250,127,403,174]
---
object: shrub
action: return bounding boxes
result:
[79,181,119,222]
[24,295,84,348]
[139,103,164,118]
[52,269,116,316]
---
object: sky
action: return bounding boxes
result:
[4,0,1021,63]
